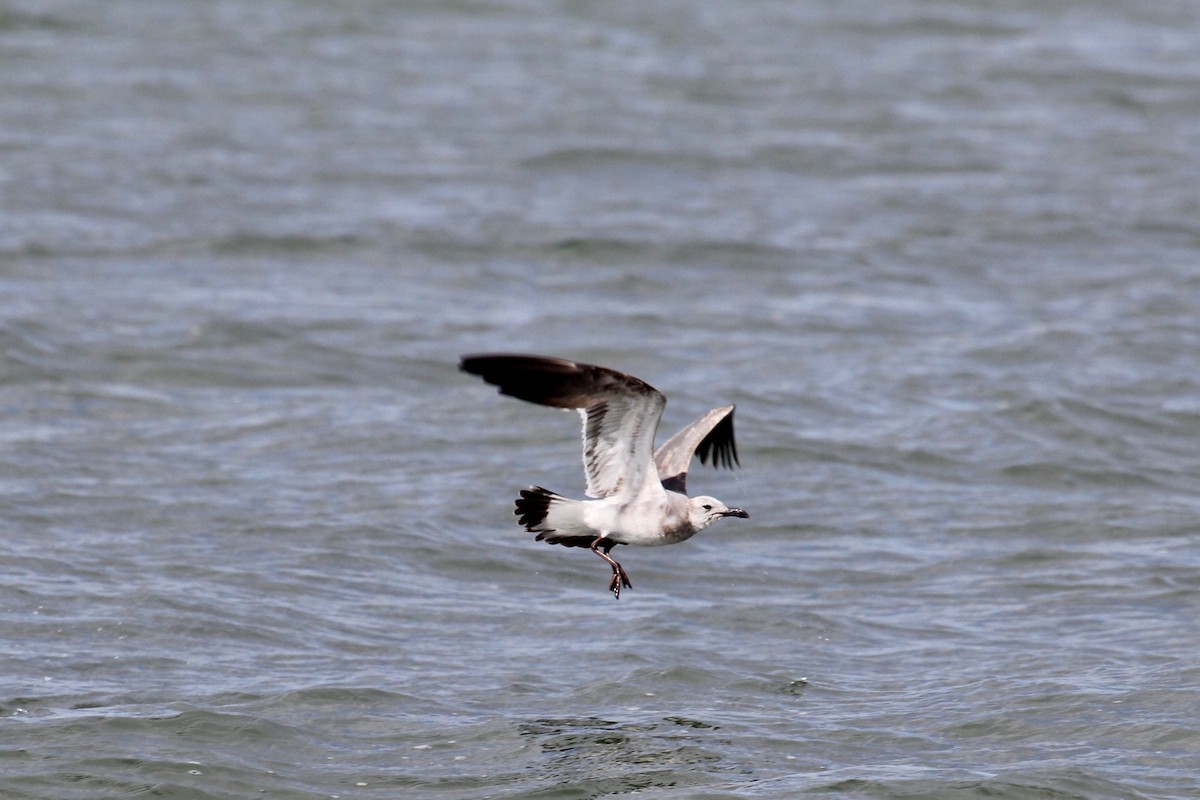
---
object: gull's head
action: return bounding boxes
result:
[687,495,750,531]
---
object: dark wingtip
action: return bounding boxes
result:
[458,353,617,408]
[695,407,740,470]
[459,353,511,377]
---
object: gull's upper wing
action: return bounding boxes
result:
[653,405,739,494]
[460,354,667,499]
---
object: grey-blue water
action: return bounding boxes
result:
[3,1,1199,798]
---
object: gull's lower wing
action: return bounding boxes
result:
[654,404,738,494]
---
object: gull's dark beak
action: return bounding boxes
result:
[722,508,749,519]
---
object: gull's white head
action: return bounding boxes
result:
[687,495,750,531]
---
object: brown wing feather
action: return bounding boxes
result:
[460,353,667,498]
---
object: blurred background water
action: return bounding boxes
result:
[2,1,1200,798]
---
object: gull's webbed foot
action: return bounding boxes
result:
[590,536,632,599]
[607,562,632,599]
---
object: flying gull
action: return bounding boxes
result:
[460,353,748,598]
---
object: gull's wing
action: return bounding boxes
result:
[653,405,739,494]
[460,354,667,499]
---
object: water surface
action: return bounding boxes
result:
[3,1,1200,798]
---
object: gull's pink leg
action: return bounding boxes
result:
[590,536,632,599]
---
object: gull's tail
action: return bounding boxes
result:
[515,486,593,545]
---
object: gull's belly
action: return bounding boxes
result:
[583,496,695,547]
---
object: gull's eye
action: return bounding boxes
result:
[702,504,712,511]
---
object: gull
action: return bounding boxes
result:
[459,353,748,599]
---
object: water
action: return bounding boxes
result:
[3,1,1200,798]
